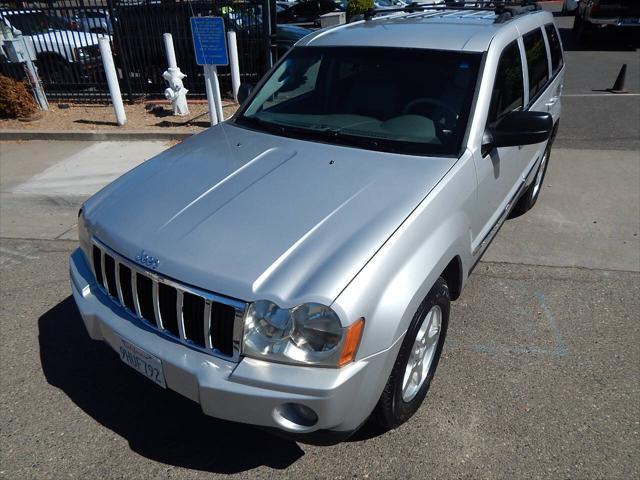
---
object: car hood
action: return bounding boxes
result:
[84,123,456,306]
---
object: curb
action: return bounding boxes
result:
[0,130,195,142]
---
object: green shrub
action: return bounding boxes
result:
[346,0,374,21]
[0,75,38,119]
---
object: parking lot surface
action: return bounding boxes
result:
[1,15,639,480]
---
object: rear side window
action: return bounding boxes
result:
[544,23,563,75]
[523,28,549,101]
[488,41,524,128]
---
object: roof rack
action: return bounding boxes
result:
[361,1,540,22]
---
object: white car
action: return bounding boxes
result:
[0,10,105,83]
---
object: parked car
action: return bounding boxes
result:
[276,0,345,27]
[276,24,312,56]
[574,0,640,40]
[0,10,104,83]
[70,4,562,442]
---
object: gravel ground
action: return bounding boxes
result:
[0,102,238,133]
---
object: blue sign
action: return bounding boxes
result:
[190,17,228,66]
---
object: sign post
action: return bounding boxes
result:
[190,17,229,126]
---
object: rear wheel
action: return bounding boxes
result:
[372,277,450,430]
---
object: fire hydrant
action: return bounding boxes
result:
[163,68,189,116]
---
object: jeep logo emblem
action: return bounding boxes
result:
[135,250,160,270]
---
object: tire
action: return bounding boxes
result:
[40,58,75,85]
[510,139,553,218]
[372,277,450,431]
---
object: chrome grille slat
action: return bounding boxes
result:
[152,280,163,329]
[91,239,245,361]
[177,290,186,340]
[115,263,125,306]
[132,269,142,318]
[100,250,108,292]
[204,300,213,350]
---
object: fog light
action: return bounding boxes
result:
[275,403,318,429]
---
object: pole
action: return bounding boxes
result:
[99,37,126,126]
[227,30,241,103]
[204,64,219,126]
[20,38,48,111]
[163,33,177,70]
[209,65,224,123]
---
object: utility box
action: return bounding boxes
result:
[320,12,346,28]
[3,37,37,63]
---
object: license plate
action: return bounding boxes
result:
[118,337,166,388]
[621,17,639,25]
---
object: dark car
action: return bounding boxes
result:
[574,0,640,41]
[276,24,312,56]
[276,0,344,27]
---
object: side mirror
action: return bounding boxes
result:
[237,83,254,105]
[482,111,553,156]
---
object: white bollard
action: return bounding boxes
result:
[163,33,177,70]
[204,64,219,126]
[98,37,126,126]
[227,31,241,103]
[210,65,224,122]
[162,32,189,116]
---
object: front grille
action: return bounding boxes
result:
[91,242,245,360]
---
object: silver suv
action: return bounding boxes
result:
[70,3,564,443]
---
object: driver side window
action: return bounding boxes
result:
[488,41,524,129]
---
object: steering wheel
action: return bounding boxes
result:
[402,97,459,128]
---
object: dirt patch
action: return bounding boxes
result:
[0,101,239,133]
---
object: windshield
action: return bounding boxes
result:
[237,47,481,156]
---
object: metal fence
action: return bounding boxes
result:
[0,0,275,102]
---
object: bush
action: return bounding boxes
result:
[346,0,374,21]
[0,75,38,119]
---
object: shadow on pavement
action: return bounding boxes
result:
[38,297,304,474]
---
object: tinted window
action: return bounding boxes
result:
[523,28,549,101]
[238,47,481,156]
[545,23,563,75]
[488,41,524,128]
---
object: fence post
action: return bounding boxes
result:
[227,30,241,102]
[99,37,126,126]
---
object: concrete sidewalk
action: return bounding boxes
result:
[0,140,170,240]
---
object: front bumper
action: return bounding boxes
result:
[69,248,399,435]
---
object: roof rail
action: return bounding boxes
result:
[361,1,540,22]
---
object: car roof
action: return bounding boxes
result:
[297,8,553,52]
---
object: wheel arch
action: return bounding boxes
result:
[440,255,463,301]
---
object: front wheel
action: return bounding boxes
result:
[372,277,450,430]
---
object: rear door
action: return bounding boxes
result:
[543,22,564,124]
[519,26,555,178]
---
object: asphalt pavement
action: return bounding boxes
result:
[0,15,639,480]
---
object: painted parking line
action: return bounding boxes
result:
[563,93,640,97]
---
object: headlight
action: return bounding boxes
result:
[77,208,91,262]
[243,301,364,367]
